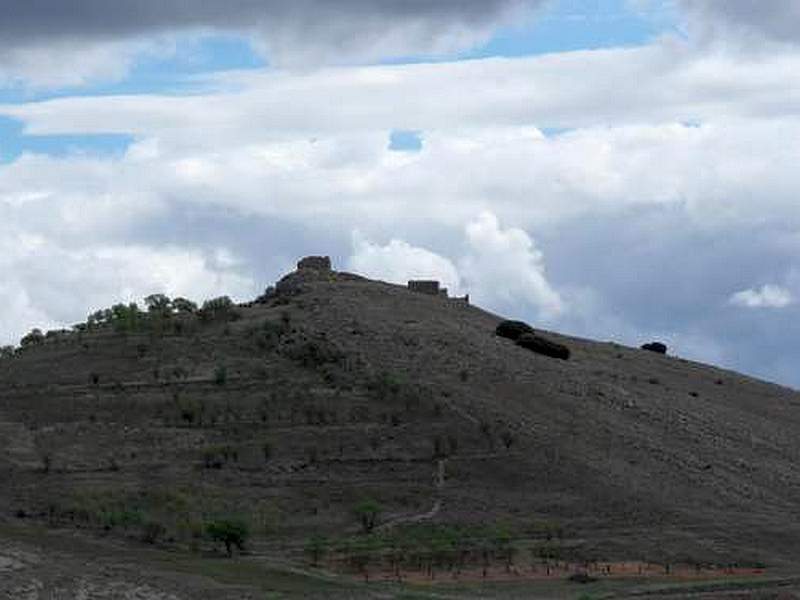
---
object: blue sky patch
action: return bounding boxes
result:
[0,35,266,105]
[465,0,678,58]
[389,130,424,152]
[0,116,133,163]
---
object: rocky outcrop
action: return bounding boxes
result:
[516,333,570,360]
[495,320,534,341]
[297,256,332,271]
[271,256,335,297]
[642,342,668,355]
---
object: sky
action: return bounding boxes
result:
[1,1,800,387]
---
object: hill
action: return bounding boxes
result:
[3,256,800,598]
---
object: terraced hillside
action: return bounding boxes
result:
[3,257,800,597]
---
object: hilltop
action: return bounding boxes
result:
[3,256,800,598]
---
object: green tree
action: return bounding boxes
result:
[199,296,236,322]
[144,294,172,315]
[172,297,198,314]
[20,328,44,348]
[109,303,145,333]
[305,534,329,567]
[354,499,382,534]
[206,518,249,557]
[492,524,515,573]
[87,309,111,329]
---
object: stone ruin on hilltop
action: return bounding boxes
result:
[297,255,332,271]
[407,279,469,305]
[257,255,469,305]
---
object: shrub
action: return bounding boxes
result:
[20,328,45,348]
[370,372,402,402]
[433,435,447,459]
[569,572,598,584]
[141,519,167,544]
[495,320,533,341]
[206,518,249,556]
[284,339,342,369]
[354,499,382,534]
[262,441,273,462]
[306,534,329,567]
[641,342,668,354]
[214,365,228,386]
[202,444,237,469]
[515,333,570,360]
[254,319,287,351]
[199,296,236,322]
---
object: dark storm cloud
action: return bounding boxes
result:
[1,1,537,50]
[544,206,800,388]
[679,1,800,45]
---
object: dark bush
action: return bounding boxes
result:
[495,320,534,341]
[198,296,237,323]
[353,499,382,533]
[516,333,570,360]
[206,518,249,556]
[641,342,667,354]
[214,365,228,386]
[141,520,167,544]
[284,338,342,368]
[568,572,597,584]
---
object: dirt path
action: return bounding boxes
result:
[377,459,446,531]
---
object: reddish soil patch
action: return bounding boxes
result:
[345,562,767,585]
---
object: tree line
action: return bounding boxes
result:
[1,294,239,358]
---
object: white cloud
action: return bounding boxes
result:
[8,44,800,137]
[2,38,800,385]
[460,212,563,318]
[347,234,462,294]
[347,212,562,320]
[0,38,167,88]
[0,230,258,345]
[729,285,793,309]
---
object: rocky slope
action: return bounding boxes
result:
[2,257,800,595]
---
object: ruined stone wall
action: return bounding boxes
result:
[297,256,332,271]
[408,280,441,296]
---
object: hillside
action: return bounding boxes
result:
[3,256,800,598]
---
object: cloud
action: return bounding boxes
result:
[678,1,800,47]
[729,285,793,309]
[0,222,258,344]
[460,212,563,319]
[0,0,543,84]
[348,213,562,320]
[0,38,167,88]
[3,43,800,386]
[8,43,800,140]
[347,234,462,293]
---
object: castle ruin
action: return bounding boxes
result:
[408,280,469,305]
[297,256,332,271]
[407,280,447,297]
